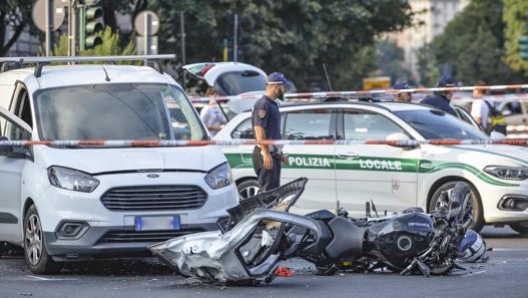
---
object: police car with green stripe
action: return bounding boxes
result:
[214,101,528,234]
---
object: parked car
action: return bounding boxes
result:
[0,56,238,274]
[214,101,528,234]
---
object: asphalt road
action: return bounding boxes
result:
[1,226,527,298]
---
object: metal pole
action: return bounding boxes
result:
[233,13,238,62]
[45,0,54,56]
[144,13,151,55]
[67,0,72,57]
[78,5,85,51]
[180,11,186,89]
[71,1,77,57]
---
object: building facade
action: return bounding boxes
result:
[388,0,471,81]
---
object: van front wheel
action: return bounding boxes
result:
[24,205,62,274]
[237,179,260,200]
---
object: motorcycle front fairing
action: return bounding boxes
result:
[149,209,325,284]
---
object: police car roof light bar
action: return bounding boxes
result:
[0,54,177,77]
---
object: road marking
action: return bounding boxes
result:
[491,248,528,252]
[462,270,486,277]
[26,275,77,281]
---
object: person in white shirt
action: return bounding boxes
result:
[470,80,490,131]
[200,97,227,136]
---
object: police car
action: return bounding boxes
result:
[214,101,528,234]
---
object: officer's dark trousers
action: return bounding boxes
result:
[252,146,281,193]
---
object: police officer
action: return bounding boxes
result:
[392,82,413,102]
[421,74,457,116]
[252,72,289,192]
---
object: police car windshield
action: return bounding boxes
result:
[34,83,206,142]
[394,109,489,140]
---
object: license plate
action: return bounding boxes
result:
[134,215,181,231]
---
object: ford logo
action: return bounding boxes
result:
[147,174,160,178]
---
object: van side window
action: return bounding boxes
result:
[0,114,30,141]
[13,87,33,128]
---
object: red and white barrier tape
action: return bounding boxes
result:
[190,84,528,104]
[3,138,528,147]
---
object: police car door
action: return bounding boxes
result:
[335,108,419,217]
[282,108,337,214]
[0,106,32,241]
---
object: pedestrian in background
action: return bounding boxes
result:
[470,80,490,131]
[200,87,227,136]
[420,74,457,116]
[252,72,289,192]
[392,82,413,102]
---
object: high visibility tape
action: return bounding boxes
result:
[2,138,528,147]
[189,84,528,104]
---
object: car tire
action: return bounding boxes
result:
[0,241,6,257]
[237,179,260,200]
[509,222,528,235]
[429,181,484,233]
[24,205,63,274]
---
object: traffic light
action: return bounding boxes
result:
[79,4,104,50]
[520,34,528,60]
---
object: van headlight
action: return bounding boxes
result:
[205,162,233,190]
[48,166,100,193]
[484,166,528,181]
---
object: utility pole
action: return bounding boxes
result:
[180,11,187,89]
[233,13,238,62]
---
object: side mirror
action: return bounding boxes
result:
[502,110,512,117]
[385,133,417,149]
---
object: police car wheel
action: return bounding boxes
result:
[237,179,260,200]
[509,222,528,235]
[429,180,484,233]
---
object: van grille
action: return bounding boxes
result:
[98,229,204,243]
[101,185,208,211]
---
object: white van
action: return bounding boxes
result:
[0,55,238,274]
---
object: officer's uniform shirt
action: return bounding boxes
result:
[252,96,281,154]
[420,94,456,116]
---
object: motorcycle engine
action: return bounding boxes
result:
[364,212,435,270]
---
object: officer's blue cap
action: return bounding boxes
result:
[267,72,290,85]
[437,74,457,87]
[393,82,410,90]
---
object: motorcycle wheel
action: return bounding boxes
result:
[429,181,484,232]
[509,222,528,235]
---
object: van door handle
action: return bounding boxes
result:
[337,152,359,159]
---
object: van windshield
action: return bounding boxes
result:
[34,83,206,141]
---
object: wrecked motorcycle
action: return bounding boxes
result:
[149,177,477,284]
[299,182,475,276]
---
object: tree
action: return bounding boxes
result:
[0,0,38,56]
[150,0,412,90]
[51,26,136,62]
[503,0,528,77]
[426,0,524,85]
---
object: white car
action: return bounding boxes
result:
[215,101,528,234]
[0,55,238,274]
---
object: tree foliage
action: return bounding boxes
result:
[503,0,528,77]
[150,0,412,90]
[0,0,38,56]
[424,0,524,85]
[51,26,136,63]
